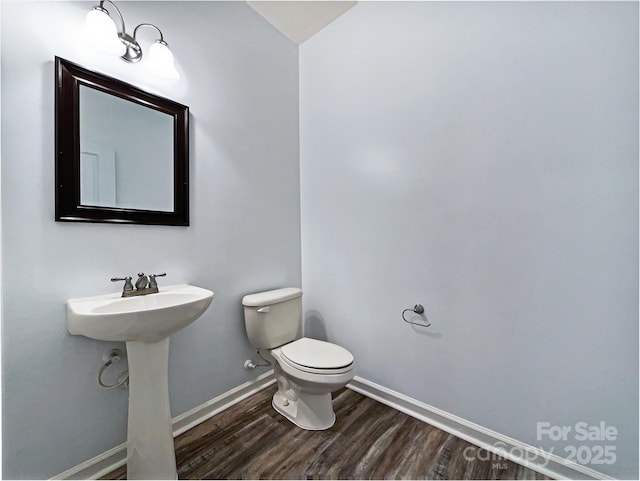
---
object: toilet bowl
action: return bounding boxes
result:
[242,288,354,430]
[270,337,354,429]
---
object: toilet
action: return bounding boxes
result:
[242,287,354,430]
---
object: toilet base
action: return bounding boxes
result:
[272,390,336,430]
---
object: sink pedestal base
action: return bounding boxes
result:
[126,338,176,480]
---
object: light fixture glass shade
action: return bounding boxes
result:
[83,8,126,56]
[146,41,180,82]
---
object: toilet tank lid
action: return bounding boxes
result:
[242,287,302,307]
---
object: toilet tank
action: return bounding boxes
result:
[242,288,302,349]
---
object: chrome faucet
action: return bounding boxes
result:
[112,272,166,297]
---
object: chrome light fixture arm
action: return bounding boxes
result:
[133,23,165,43]
[122,23,167,63]
[95,0,126,35]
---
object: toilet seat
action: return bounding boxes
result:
[278,338,354,375]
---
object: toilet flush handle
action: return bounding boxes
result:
[257,306,270,313]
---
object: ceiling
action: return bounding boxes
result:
[247,1,357,44]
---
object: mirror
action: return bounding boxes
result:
[55,57,189,226]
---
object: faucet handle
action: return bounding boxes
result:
[148,273,166,289]
[111,276,134,292]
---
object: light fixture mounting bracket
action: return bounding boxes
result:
[119,33,142,63]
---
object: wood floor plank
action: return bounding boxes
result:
[391,420,450,479]
[101,385,550,480]
[350,413,410,479]
[240,415,338,479]
[459,447,493,481]
[191,414,287,479]
[304,397,392,479]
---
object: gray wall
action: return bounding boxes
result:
[300,2,638,479]
[1,1,300,478]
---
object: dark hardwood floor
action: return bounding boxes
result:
[103,385,549,480]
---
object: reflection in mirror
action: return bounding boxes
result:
[55,57,189,226]
[79,85,174,212]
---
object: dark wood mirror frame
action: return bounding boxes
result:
[55,57,189,226]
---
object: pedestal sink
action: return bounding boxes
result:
[67,284,214,480]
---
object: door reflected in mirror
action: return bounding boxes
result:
[79,85,174,212]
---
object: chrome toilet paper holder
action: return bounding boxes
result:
[401,304,431,328]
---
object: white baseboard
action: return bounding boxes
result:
[347,376,613,481]
[53,370,275,480]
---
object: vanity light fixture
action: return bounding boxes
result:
[83,0,180,82]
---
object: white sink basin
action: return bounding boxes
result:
[67,284,214,343]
